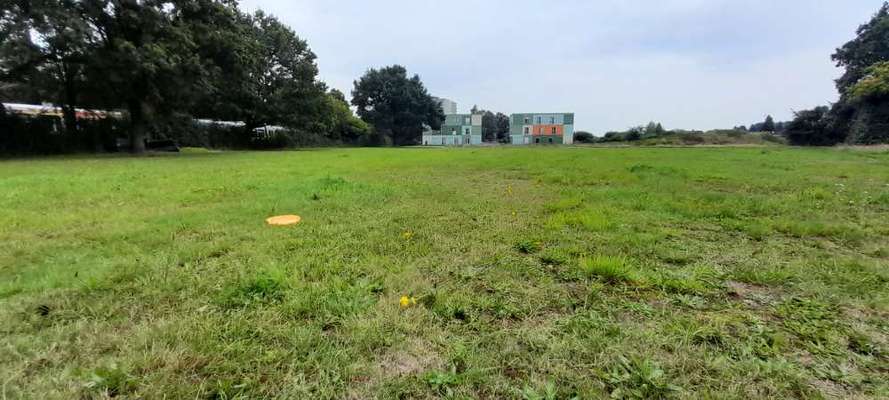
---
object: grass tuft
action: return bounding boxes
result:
[603,356,681,399]
[580,255,637,284]
[219,273,287,308]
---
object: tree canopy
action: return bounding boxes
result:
[0,0,369,153]
[351,65,443,146]
[833,2,889,94]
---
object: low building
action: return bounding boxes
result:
[509,113,575,145]
[422,113,483,145]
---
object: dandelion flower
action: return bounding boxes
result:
[400,295,417,309]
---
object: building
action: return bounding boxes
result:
[509,113,575,145]
[422,113,483,145]
[432,97,457,115]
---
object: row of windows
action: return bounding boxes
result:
[523,126,559,134]
[523,116,558,124]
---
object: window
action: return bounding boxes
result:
[548,138,554,143]
[535,138,540,144]
[464,117,470,124]
[552,127,557,135]
[536,117,541,124]
[464,127,471,135]
[524,127,530,134]
[451,128,457,135]
[524,117,530,124]
[550,117,555,124]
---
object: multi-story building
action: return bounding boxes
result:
[509,113,575,145]
[422,113,483,146]
[432,97,457,115]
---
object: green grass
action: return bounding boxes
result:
[1,147,887,399]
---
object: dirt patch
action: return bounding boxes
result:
[809,379,848,399]
[379,339,442,378]
[725,281,781,308]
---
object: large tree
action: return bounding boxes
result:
[200,10,328,137]
[825,2,889,144]
[77,0,246,153]
[833,2,889,94]
[351,65,443,146]
[0,0,96,135]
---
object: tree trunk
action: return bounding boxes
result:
[60,62,79,137]
[128,99,149,154]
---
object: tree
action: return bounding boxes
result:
[784,106,844,146]
[74,0,249,153]
[833,2,889,94]
[644,121,665,136]
[848,61,889,102]
[494,113,510,143]
[351,65,443,146]
[1,0,96,135]
[481,110,496,142]
[319,89,370,142]
[762,115,776,132]
[625,126,643,141]
[197,9,327,140]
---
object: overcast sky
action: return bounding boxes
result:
[239,0,881,133]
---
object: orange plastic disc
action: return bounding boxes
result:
[266,215,302,226]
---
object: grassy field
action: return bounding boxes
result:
[1,147,888,399]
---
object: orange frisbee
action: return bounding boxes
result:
[266,215,302,226]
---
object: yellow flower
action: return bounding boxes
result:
[402,230,414,240]
[399,295,417,309]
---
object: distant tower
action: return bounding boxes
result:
[433,97,457,115]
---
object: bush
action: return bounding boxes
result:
[785,106,843,146]
[574,131,596,143]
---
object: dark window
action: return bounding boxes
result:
[551,127,557,134]
[535,138,540,144]
[549,138,553,143]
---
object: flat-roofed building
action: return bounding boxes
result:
[422,113,483,146]
[509,113,575,145]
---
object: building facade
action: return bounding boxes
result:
[432,97,457,115]
[423,113,483,146]
[508,113,575,145]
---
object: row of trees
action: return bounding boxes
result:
[785,2,889,145]
[0,0,377,153]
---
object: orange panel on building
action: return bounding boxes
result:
[532,125,564,136]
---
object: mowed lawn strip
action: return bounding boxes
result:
[1,147,887,399]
